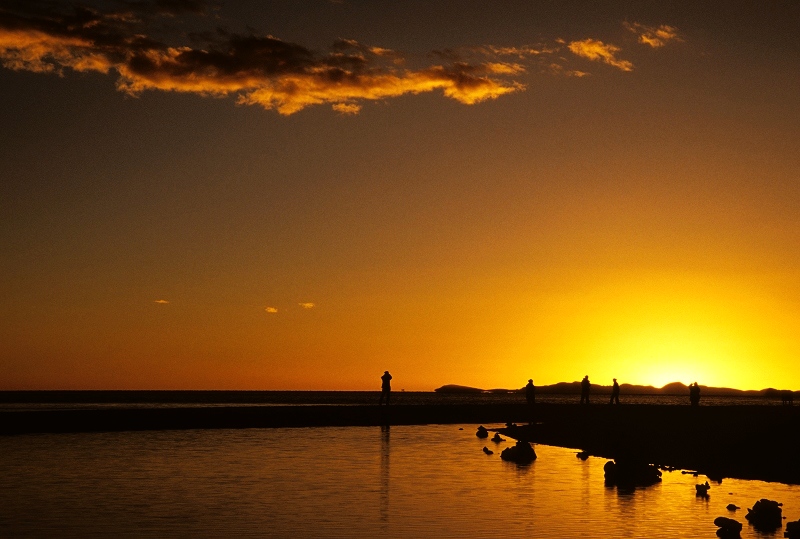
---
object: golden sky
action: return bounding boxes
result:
[1,0,799,391]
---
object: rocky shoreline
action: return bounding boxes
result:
[497,403,800,485]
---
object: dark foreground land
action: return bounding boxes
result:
[1,403,798,484]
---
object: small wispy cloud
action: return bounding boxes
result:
[332,102,361,115]
[299,302,315,309]
[624,23,681,48]
[265,307,278,313]
[567,39,633,71]
[154,299,170,304]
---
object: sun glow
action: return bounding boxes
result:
[510,271,800,391]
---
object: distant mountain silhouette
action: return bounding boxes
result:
[434,382,797,396]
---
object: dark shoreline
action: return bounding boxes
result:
[2,403,798,485]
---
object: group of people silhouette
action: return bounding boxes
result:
[526,376,701,406]
[379,371,702,406]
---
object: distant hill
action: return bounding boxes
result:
[434,381,795,396]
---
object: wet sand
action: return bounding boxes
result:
[2,403,797,484]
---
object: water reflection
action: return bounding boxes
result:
[380,425,390,527]
[1,426,799,538]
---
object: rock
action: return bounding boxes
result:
[500,440,537,464]
[603,460,662,488]
[491,433,504,443]
[745,498,783,532]
[714,516,742,538]
[726,504,739,511]
[785,519,800,538]
[576,451,589,460]
[476,426,489,438]
[696,481,711,497]
[482,446,493,455]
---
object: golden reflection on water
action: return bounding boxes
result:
[0,425,798,538]
[380,424,390,528]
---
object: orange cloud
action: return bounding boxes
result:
[0,5,524,115]
[624,23,681,48]
[299,303,315,309]
[154,299,170,304]
[265,307,278,313]
[568,39,633,71]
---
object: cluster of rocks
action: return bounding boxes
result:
[745,498,783,532]
[713,516,742,538]
[500,440,537,464]
[695,481,710,497]
[476,425,535,464]
[714,498,799,538]
[603,460,662,488]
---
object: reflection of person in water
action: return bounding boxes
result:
[525,379,535,406]
[610,378,620,405]
[379,371,392,405]
[689,382,700,407]
[580,375,590,405]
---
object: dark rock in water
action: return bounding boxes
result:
[726,504,739,511]
[491,433,504,443]
[576,451,589,460]
[714,516,742,538]
[745,498,783,532]
[785,519,800,538]
[476,426,489,438]
[696,481,711,497]
[603,460,662,488]
[500,440,537,464]
[482,446,494,455]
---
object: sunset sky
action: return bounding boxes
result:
[2,0,799,391]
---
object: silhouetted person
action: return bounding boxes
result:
[689,382,700,407]
[610,378,620,405]
[525,379,535,405]
[580,375,590,405]
[379,370,392,405]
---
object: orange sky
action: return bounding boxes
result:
[1,1,799,391]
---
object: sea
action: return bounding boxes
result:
[1,392,798,538]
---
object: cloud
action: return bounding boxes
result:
[0,4,680,113]
[567,39,633,71]
[547,63,590,78]
[333,102,361,115]
[298,302,315,309]
[154,299,170,304]
[624,22,681,48]
[0,3,524,115]
[265,307,278,313]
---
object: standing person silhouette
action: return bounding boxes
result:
[525,379,535,406]
[689,382,700,407]
[379,370,392,405]
[610,378,620,405]
[580,375,591,405]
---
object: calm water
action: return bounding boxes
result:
[1,425,798,538]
